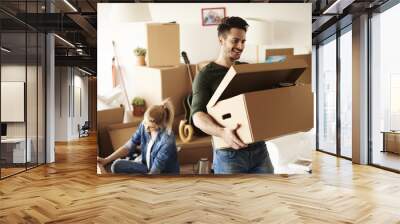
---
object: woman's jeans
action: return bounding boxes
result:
[213,141,274,174]
[111,159,148,174]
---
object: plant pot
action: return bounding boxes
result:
[136,56,146,66]
[133,105,145,117]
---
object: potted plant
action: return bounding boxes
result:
[133,47,147,66]
[131,97,146,117]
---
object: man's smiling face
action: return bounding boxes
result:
[220,28,246,62]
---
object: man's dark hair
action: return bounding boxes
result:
[217,17,249,37]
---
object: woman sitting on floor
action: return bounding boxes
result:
[97,99,179,174]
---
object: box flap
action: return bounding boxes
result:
[207,58,307,108]
[265,48,294,57]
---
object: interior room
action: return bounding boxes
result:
[0,0,400,223]
[0,18,46,178]
[97,3,314,175]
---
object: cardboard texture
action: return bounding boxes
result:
[265,48,312,86]
[146,23,180,67]
[108,122,140,150]
[97,107,125,157]
[177,136,213,165]
[207,58,313,149]
[265,48,294,57]
[130,64,191,116]
[295,54,312,85]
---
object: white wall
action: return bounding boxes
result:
[98,3,311,96]
[1,65,34,137]
[54,67,89,141]
[73,73,89,138]
[1,64,46,164]
[55,67,68,141]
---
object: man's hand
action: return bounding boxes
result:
[193,112,248,150]
[221,124,247,150]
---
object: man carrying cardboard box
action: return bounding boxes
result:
[190,17,274,174]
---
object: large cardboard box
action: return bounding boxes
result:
[146,23,180,67]
[130,64,191,116]
[206,58,313,149]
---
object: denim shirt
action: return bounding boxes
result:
[125,122,180,174]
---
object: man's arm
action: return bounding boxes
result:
[191,67,246,150]
[193,111,246,150]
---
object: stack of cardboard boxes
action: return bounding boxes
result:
[131,23,191,117]
[126,23,215,166]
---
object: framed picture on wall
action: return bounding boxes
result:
[201,7,226,26]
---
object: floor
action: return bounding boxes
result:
[372,150,400,171]
[1,167,25,177]
[0,162,41,178]
[0,135,400,223]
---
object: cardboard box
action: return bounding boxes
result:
[265,48,294,57]
[130,64,192,116]
[176,136,213,165]
[97,106,125,157]
[265,48,312,86]
[206,58,313,149]
[146,23,180,67]
[108,121,140,151]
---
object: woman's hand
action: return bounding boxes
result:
[97,156,109,166]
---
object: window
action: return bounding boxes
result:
[0,1,47,179]
[390,74,400,130]
[317,36,337,154]
[339,28,352,158]
[370,2,400,171]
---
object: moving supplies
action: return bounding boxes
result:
[97,106,125,157]
[265,48,294,58]
[146,23,180,67]
[130,64,191,116]
[206,58,313,149]
[265,48,312,86]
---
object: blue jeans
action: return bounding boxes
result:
[111,159,148,174]
[213,141,274,174]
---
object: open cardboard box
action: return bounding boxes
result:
[206,58,313,149]
[265,48,312,86]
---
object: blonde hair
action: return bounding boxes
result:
[144,98,175,135]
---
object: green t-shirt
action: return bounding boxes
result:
[190,62,228,118]
[190,61,246,127]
